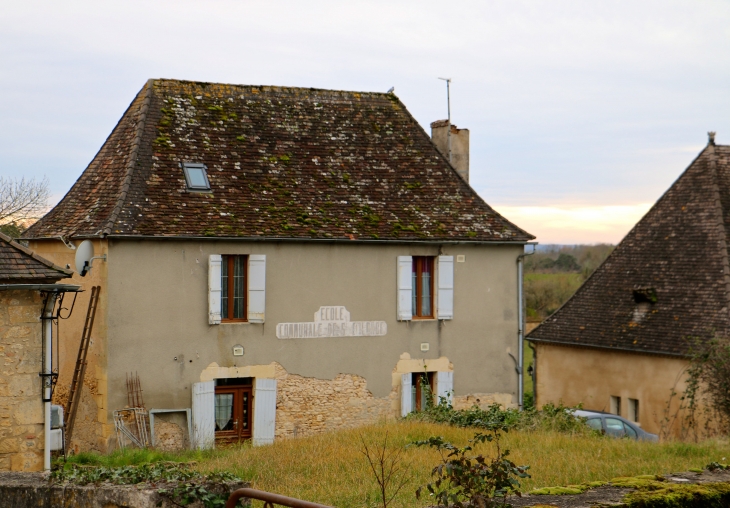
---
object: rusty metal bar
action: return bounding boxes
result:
[226,488,333,508]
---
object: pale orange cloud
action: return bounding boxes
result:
[495,203,653,245]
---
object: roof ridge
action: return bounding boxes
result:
[0,230,72,277]
[705,142,730,314]
[103,79,155,236]
[153,78,396,98]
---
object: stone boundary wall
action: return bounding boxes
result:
[0,290,44,471]
[0,472,248,508]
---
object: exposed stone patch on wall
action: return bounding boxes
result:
[153,420,185,452]
[273,363,393,438]
[453,392,515,410]
[0,290,44,471]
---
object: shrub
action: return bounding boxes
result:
[405,396,593,436]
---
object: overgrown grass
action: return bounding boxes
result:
[62,421,730,508]
[62,447,211,468]
[195,422,730,507]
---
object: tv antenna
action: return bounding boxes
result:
[74,240,106,277]
[438,77,452,164]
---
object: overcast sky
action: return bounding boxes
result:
[2,1,729,243]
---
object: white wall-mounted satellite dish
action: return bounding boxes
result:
[74,240,95,277]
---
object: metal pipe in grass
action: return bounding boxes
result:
[226,488,333,508]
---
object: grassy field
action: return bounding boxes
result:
[68,421,730,508]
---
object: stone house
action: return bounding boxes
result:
[0,231,76,471]
[528,135,730,438]
[23,79,534,451]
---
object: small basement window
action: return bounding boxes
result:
[610,395,621,416]
[182,162,211,191]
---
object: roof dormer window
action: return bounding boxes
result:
[182,162,211,191]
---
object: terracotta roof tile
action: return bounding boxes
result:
[528,143,730,357]
[0,232,72,284]
[24,79,533,243]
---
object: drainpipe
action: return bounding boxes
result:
[42,293,57,471]
[516,245,536,410]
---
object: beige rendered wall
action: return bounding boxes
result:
[27,239,109,452]
[0,290,45,471]
[104,240,522,429]
[534,342,690,437]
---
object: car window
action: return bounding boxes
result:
[585,418,603,431]
[623,422,638,439]
[605,418,626,437]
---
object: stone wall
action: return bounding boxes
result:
[273,363,393,438]
[0,290,44,471]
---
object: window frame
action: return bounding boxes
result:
[412,372,435,412]
[221,254,248,323]
[182,162,211,191]
[412,256,435,319]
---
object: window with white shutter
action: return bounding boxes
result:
[252,378,277,446]
[248,255,266,323]
[400,373,412,416]
[192,381,215,449]
[397,256,412,321]
[437,255,454,320]
[208,255,222,325]
[436,371,454,405]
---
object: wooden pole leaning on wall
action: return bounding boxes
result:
[64,286,101,450]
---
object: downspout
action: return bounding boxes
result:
[517,245,536,410]
[41,293,58,471]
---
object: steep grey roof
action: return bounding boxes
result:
[528,142,730,357]
[24,79,533,243]
[0,231,72,284]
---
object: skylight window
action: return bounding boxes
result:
[182,162,211,191]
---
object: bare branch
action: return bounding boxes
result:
[0,176,50,224]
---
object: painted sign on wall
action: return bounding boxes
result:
[276,306,387,339]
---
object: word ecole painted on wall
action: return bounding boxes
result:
[276,306,387,339]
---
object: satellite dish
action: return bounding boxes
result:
[75,240,95,276]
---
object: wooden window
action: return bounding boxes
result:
[610,395,621,416]
[221,255,247,321]
[628,398,639,422]
[411,372,435,411]
[412,256,434,318]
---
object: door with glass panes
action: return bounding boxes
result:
[214,381,253,444]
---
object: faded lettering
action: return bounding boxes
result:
[276,306,387,339]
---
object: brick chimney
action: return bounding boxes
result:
[430,120,470,182]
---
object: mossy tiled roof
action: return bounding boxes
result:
[528,142,730,357]
[24,79,533,242]
[0,231,72,284]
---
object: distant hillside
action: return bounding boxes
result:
[525,244,614,321]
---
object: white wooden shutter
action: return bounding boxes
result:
[436,371,454,406]
[397,256,412,321]
[192,381,215,449]
[437,255,454,320]
[253,378,277,446]
[208,255,222,325]
[400,373,412,417]
[248,255,266,323]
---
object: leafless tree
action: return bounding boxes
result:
[361,431,410,508]
[0,176,50,225]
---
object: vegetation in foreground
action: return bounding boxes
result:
[61,420,730,508]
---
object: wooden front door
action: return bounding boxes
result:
[214,385,253,444]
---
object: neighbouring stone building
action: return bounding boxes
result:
[528,134,730,439]
[0,232,74,471]
[24,79,534,451]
